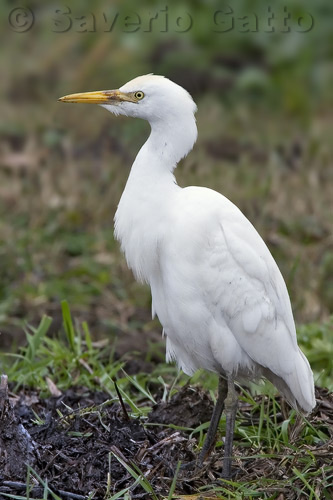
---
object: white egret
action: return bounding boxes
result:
[59,75,316,477]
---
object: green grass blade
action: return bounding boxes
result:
[111,451,158,500]
[82,320,93,352]
[122,370,156,403]
[167,460,181,500]
[61,300,76,354]
[27,465,62,500]
[293,466,320,500]
[25,315,52,363]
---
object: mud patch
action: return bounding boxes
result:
[0,379,332,499]
[148,383,214,428]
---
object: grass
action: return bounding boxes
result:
[298,318,333,388]
[1,303,332,499]
[3,300,332,398]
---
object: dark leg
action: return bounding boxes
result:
[221,378,238,478]
[198,375,228,465]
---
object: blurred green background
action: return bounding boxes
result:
[0,0,332,351]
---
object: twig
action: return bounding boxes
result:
[0,374,8,417]
[110,444,129,463]
[2,481,87,500]
[146,432,186,452]
[112,377,130,421]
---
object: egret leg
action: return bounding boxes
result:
[198,375,228,465]
[221,378,238,479]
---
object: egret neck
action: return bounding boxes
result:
[114,109,197,282]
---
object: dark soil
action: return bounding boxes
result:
[0,378,332,499]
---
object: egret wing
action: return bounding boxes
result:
[219,215,298,363]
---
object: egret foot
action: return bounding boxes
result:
[220,467,239,480]
[220,378,238,479]
[197,375,228,466]
[196,375,237,479]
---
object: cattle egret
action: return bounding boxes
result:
[59,75,316,477]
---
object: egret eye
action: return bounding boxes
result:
[134,91,144,100]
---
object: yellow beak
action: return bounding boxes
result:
[58,89,136,104]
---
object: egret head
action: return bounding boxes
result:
[59,74,198,163]
[59,74,197,125]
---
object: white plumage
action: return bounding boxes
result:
[60,74,315,476]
